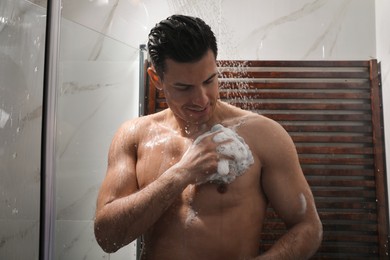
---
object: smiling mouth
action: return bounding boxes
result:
[187,105,210,113]
[189,107,207,112]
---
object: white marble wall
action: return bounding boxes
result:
[0,0,46,259]
[61,0,376,60]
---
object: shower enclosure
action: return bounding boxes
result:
[1,0,386,259]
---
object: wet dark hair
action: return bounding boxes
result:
[147,14,218,78]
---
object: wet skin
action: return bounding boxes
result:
[94,50,322,259]
[136,110,266,259]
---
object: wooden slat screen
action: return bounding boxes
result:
[143,60,389,259]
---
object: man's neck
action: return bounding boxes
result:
[166,102,225,139]
[166,115,212,139]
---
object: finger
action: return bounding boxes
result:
[211,131,236,145]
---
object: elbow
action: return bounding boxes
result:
[298,215,323,258]
[98,242,119,254]
[96,240,119,254]
[94,216,138,253]
[94,218,121,254]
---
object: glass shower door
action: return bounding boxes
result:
[0,0,47,259]
[53,1,140,258]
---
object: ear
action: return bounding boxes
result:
[147,67,163,90]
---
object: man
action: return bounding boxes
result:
[94,14,322,259]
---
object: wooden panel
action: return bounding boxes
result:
[220,82,370,90]
[216,60,370,67]
[220,91,370,99]
[143,60,389,258]
[219,70,370,79]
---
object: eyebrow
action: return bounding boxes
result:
[173,72,218,87]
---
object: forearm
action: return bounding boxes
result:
[94,166,190,253]
[256,221,323,260]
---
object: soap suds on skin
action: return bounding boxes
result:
[185,124,253,226]
[185,207,198,227]
[185,185,198,227]
[298,193,307,215]
[194,124,254,184]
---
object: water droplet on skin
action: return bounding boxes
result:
[184,126,190,135]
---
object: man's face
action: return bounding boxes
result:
[160,50,219,125]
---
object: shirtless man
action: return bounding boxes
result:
[94,15,323,259]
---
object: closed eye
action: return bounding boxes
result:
[172,72,218,90]
[173,84,191,91]
[204,78,213,85]
[204,73,218,85]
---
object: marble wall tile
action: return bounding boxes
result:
[220,0,375,60]
[61,0,164,49]
[60,17,140,61]
[0,220,40,259]
[30,0,47,8]
[55,220,108,259]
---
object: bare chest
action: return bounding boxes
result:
[135,124,266,213]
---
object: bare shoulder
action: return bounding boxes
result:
[112,110,167,147]
[221,102,286,137]
[222,105,294,162]
[241,113,286,136]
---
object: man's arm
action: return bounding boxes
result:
[256,118,323,259]
[94,120,190,253]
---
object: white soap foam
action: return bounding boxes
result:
[217,159,229,175]
[194,124,254,184]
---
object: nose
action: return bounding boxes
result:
[192,86,209,107]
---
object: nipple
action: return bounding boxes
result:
[217,183,228,194]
